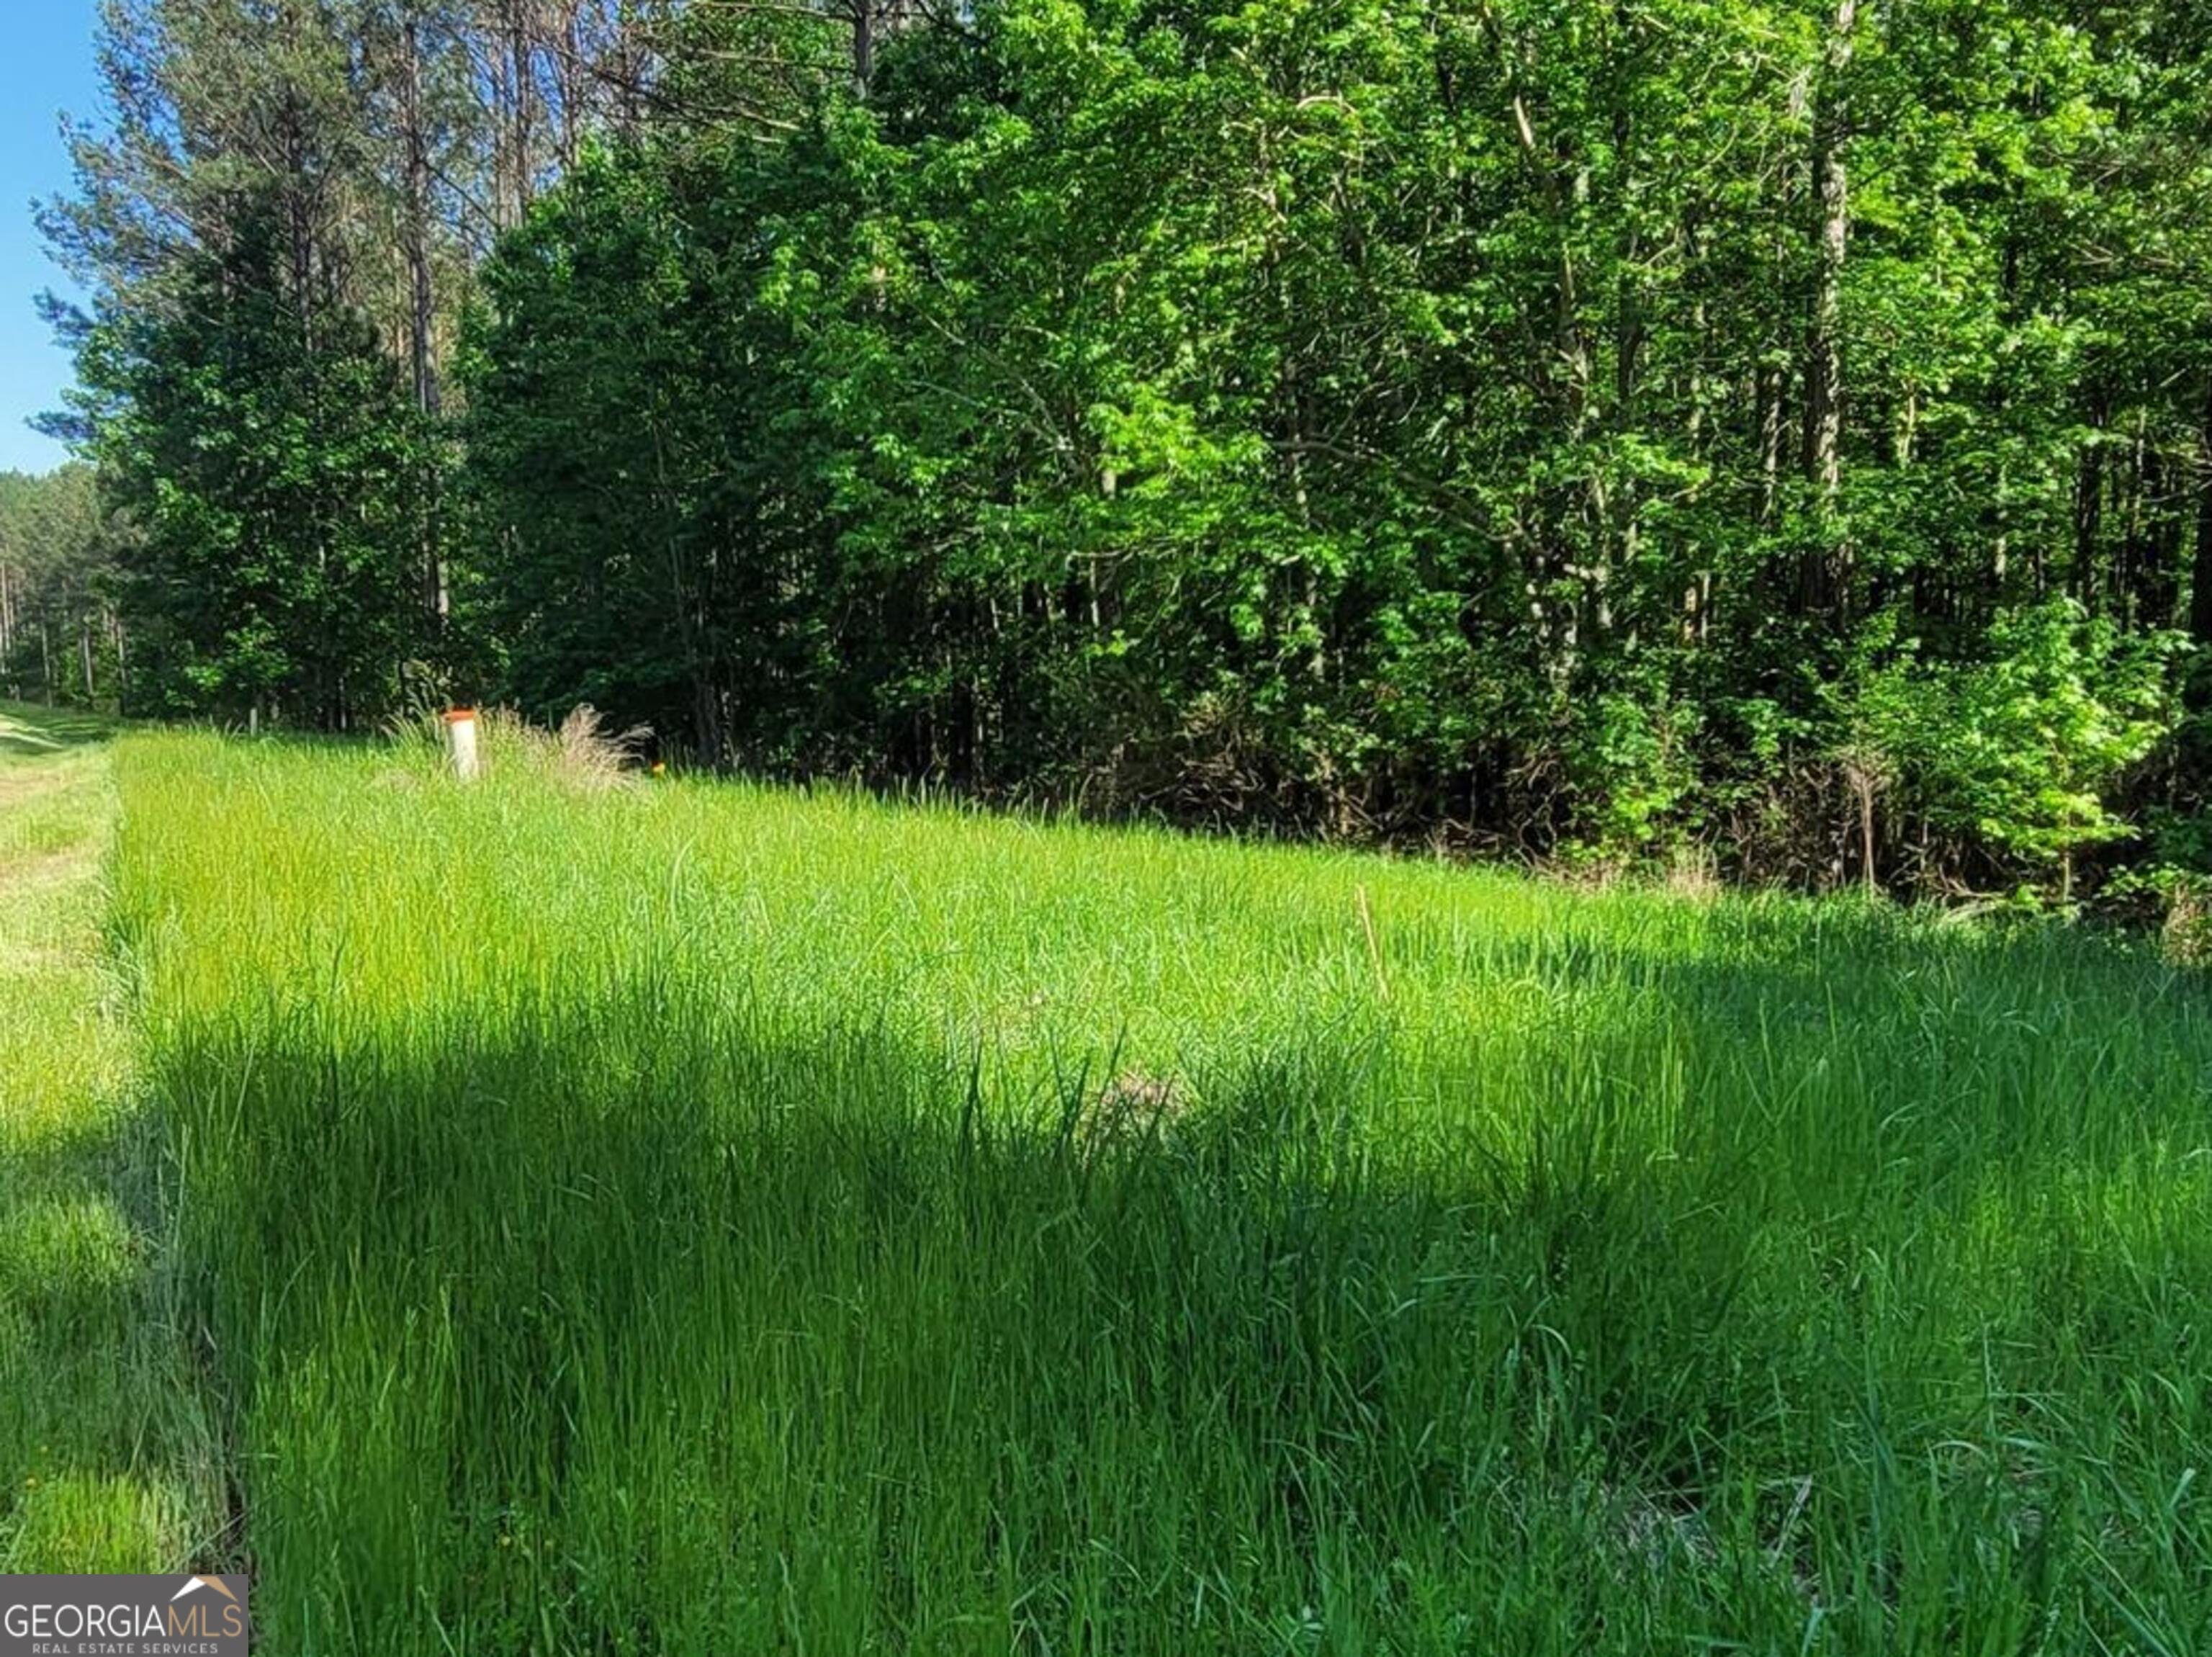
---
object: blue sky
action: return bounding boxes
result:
[0,0,99,475]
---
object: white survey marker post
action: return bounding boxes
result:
[444,707,480,780]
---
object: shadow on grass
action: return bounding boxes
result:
[142,958,2212,1656]
[0,709,221,1573]
[0,1098,217,1571]
[0,704,116,758]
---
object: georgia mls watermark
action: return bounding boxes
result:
[1,1575,248,1656]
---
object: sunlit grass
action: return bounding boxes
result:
[0,703,217,1575]
[60,724,2212,1649]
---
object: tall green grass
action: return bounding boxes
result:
[110,729,2212,1653]
[0,705,217,1572]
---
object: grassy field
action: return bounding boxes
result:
[0,706,216,1573]
[6,705,2212,1651]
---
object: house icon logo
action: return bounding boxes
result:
[170,1575,240,1606]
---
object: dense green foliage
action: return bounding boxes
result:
[19,8,2212,1644]
[0,467,118,706]
[37,0,2212,897]
[14,717,2195,1650]
[70,201,437,725]
[455,0,2212,897]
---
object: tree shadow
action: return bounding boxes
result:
[139,945,2212,1655]
[0,710,217,1573]
[0,704,117,758]
[0,1099,215,1571]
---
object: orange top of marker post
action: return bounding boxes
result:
[443,708,477,723]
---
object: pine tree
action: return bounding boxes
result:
[78,194,431,726]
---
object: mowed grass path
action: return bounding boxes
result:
[17,718,2212,1651]
[0,705,217,1571]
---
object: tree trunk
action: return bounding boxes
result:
[283,100,317,355]
[400,15,448,632]
[1801,0,1856,613]
[400,20,438,424]
[1850,764,1879,894]
[1496,37,1591,683]
[497,0,536,232]
[851,1,915,99]
[852,1,875,96]
[2192,377,2212,644]
[2074,398,2105,600]
[1758,362,1784,524]
[557,2,585,171]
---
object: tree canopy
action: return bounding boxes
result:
[35,0,2212,901]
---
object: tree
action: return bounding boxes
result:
[0,467,120,707]
[74,194,432,727]
[41,0,2212,900]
